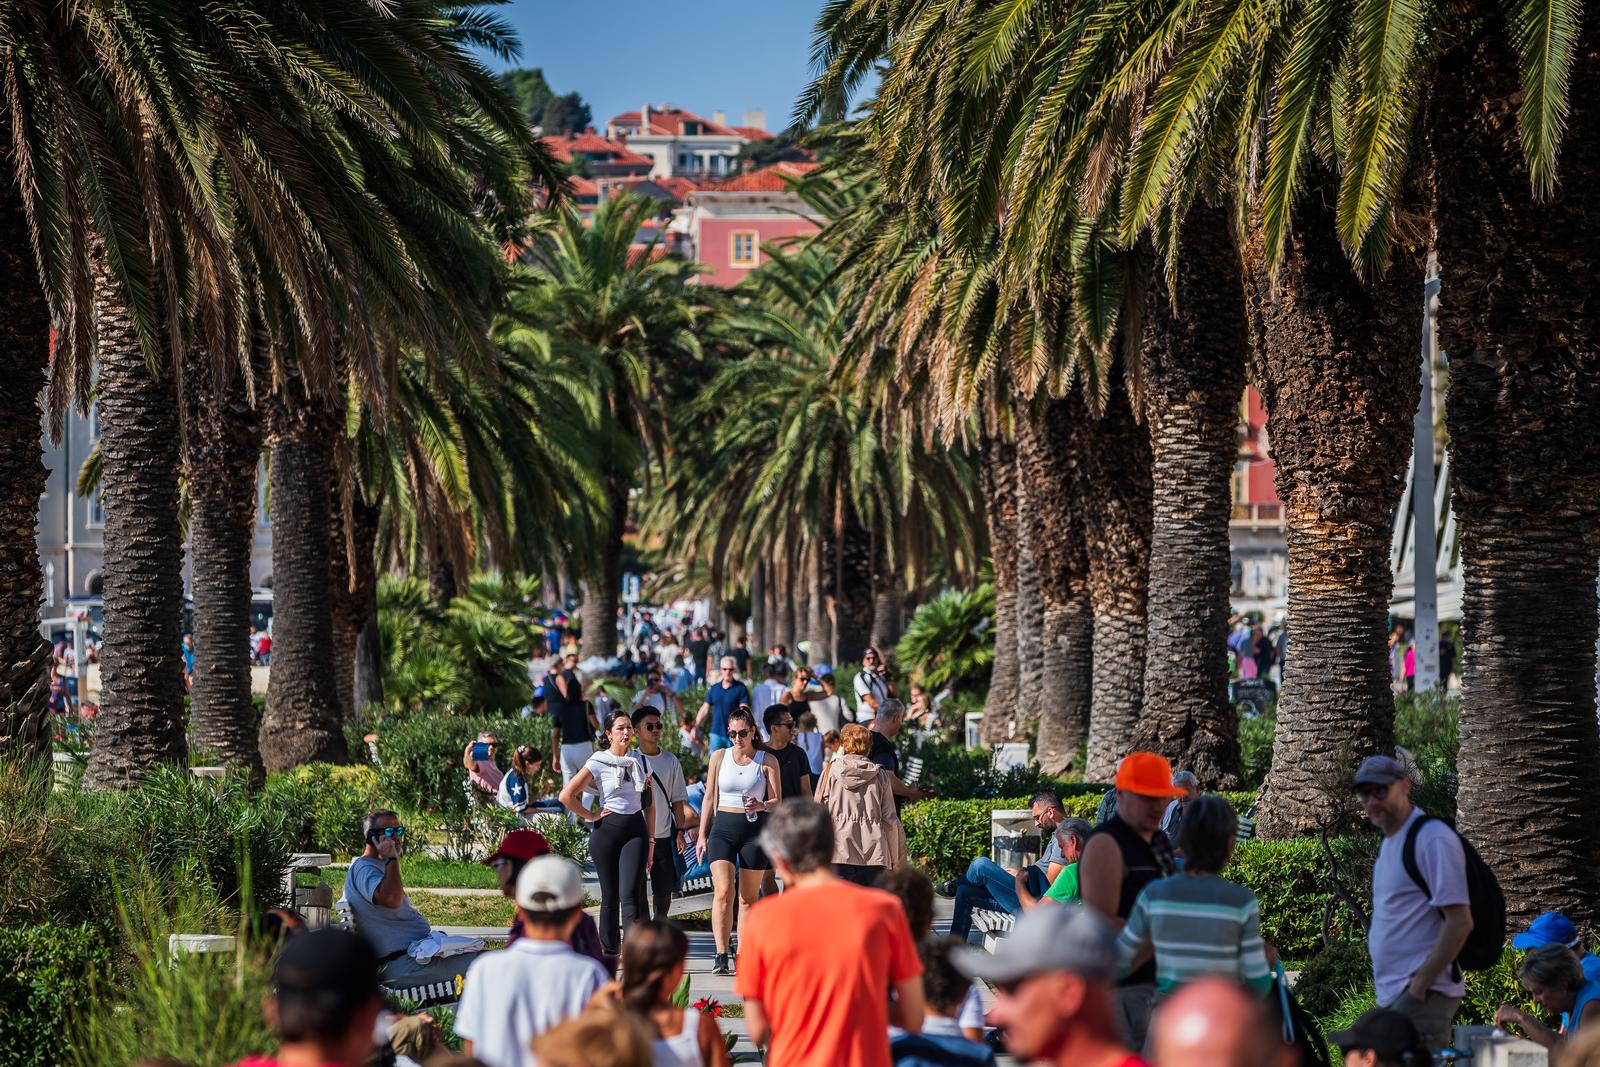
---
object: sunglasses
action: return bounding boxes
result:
[640,722,663,731]
[775,720,795,729]
[374,826,406,839]
[728,729,751,740]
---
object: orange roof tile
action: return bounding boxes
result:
[609,106,744,138]
[542,132,652,168]
[697,161,818,194]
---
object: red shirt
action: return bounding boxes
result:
[735,878,921,1067]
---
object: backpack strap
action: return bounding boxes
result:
[1400,813,1435,901]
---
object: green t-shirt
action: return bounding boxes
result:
[1044,861,1081,903]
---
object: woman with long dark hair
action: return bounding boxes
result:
[560,709,654,954]
[695,706,781,975]
[620,920,732,1067]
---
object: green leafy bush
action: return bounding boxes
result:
[378,574,545,715]
[1291,938,1371,1020]
[264,763,385,857]
[896,584,996,693]
[366,711,553,817]
[0,924,114,1067]
[1228,836,1375,958]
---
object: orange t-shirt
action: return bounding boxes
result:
[734,878,922,1067]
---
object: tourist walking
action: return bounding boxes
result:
[1079,752,1182,1051]
[1330,1009,1431,1067]
[1496,944,1600,1047]
[809,672,850,733]
[1115,795,1272,1002]
[737,800,925,1067]
[751,658,789,738]
[560,709,655,955]
[1355,754,1473,1051]
[456,855,610,1067]
[938,790,1071,941]
[855,646,894,718]
[892,937,998,1067]
[782,665,814,707]
[880,868,985,1042]
[952,904,1144,1067]
[618,920,733,1067]
[239,929,384,1067]
[549,653,598,801]
[815,723,905,885]
[632,665,681,718]
[795,709,825,776]
[693,656,751,752]
[762,704,814,808]
[633,706,695,923]
[868,699,931,806]
[696,707,781,975]
[1149,978,1284,1067]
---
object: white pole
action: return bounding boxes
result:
[1412,260,1442,692]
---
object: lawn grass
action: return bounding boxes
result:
[410,892,517,928]
[317,857,499,891]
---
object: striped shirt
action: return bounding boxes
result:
[1116,874,1272,996]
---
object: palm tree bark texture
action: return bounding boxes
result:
[1131,209,1249,789]
[83,250,188,788]
[1071,387,1154,783]
[1243,183,1422,838]
[259,390,348,771]
[0,174,54,761]
[827,512,876,665]
[329,487,380,721]
[869,528,903,661]
[979,431,1023,744]
[579,471,629,659]
[1433,28,1600,921]
[181,339,265,779]
[1018,404,1091,775]
[1012,480,1048,737]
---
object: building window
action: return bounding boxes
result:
[87,491,105,529]
[730,231,758,268]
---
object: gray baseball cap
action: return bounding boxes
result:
[952,905,1118,985]
[1353,755,1410,788]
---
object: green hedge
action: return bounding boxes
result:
[0,924,114,1067]
[264,763,385,857]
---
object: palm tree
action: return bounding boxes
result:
[513,197,706,658]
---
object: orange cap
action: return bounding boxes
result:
[1114,752,1184,797]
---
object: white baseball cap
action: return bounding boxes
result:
[515,855,585,912]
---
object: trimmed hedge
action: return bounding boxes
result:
[0,924,114,1067]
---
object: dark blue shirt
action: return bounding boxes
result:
[705,680,751,736]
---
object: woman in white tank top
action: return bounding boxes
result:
[695,707,782,975]
[619,920,732,1067]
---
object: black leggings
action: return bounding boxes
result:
[639,833,677,922]
[592,811,648,954]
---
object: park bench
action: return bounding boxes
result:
[970,908,1015,952]
[330,895,463,1008]
[283,853,335,928]
[902,756,925,787]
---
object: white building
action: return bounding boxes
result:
[605,105,769,180]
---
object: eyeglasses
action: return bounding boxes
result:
[720,666,735,672]
[641,722,663,731]
[728,729,751,739]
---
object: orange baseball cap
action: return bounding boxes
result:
[1114,752,1185,797]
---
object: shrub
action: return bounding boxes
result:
[367,711,553,817]
[1227,836,1375,958]
[263,763,384,857]
[0,924,114,1067]
[895,584,996,693]
[525,813,590,865]
[1292,938,1371,1020]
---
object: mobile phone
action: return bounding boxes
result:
[471,741,490,761]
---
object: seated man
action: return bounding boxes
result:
[344,809,482,988]
[937,790,1070,942]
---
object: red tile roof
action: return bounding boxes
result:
[732,126,774,140]
[610,106,745,138]
[655,176,701,200]
[568,175,599,197]
[696,161,818,194]
[542,132,652,168]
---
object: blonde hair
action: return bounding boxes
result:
[840,723,873,756]
[823,729,842,747]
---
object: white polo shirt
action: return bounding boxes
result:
[454,938,608,1067]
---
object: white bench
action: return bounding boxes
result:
[902,756,926,787]
[971,908,1015,952]
[169,933,236,959]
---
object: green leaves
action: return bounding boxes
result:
[1336,0,1425,260]
[1506,0,1582,199]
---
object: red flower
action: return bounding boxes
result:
[693,997,724,1018]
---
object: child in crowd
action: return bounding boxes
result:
[823,729,843,764]
[795,710,824,777]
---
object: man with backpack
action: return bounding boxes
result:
[1356,754,1499,1052]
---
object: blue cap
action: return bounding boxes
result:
[1512,912,1580,950]
[532,684,545,700]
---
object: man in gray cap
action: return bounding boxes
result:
[1355,753,1472,1051]
[953,905,1144,1067]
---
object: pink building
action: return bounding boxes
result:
[675,162,821,287]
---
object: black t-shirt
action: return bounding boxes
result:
[731,646,750,673]
[867,730,899,777]
[547,671,589,740]
[767,742,811,803]
[688,637,711,668]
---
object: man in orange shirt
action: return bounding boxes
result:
[736,799,925,1067]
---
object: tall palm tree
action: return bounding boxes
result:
[514,197,706,658]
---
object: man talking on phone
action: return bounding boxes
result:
[345,809,482,987]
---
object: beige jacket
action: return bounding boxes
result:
[818,753,906,868]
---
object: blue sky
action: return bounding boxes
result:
[488,1,831,135]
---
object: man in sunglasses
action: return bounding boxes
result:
[694,656,751,752]
[345,809,482,988]
[631,707,696,921]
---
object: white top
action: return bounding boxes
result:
[651,1008,704,1067]
[796,731,824,777]
[716,750,769,811]
[454,939,608,1067]
[957,984,984,1030]
[633,687,671,714]
[854,669,889,716]
[583,750,649,816]
[752,680,789,739]
[636,748,688,838]
[1369,806,1469,1005]
[809,693,849,733]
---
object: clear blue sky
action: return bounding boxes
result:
[487,1,833,135]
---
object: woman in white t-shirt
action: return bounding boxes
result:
[560,709,654,955]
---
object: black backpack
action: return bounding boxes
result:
[1400,814,1507,971]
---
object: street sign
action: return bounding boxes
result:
[622,572,641,605]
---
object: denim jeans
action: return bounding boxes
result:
[948,858,1046,941]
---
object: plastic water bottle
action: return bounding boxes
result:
[744,794,758,823]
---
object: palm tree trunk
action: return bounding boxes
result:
[353,579,385,715]
[83,253,187,788]
[1020,405,1092,774]
[260,399,348,771]
[1013,518,1047,729]
[1131,210,1248,788]
[1076,389,1154,782]
[1243,182,1422,838]
[869,522,902,657]
[980,431,1022,744]
[1433,30,1600,920]
[831,513,875,662]
[810,535,835,664]
[775,555,797,653]
[749,560,767,654]
[0,176,54,763]
[579,471,629,658]
[332,495,381,720]
[425,532,458,607]
[180,337,264,780]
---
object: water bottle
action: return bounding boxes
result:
[743,794,758,823]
